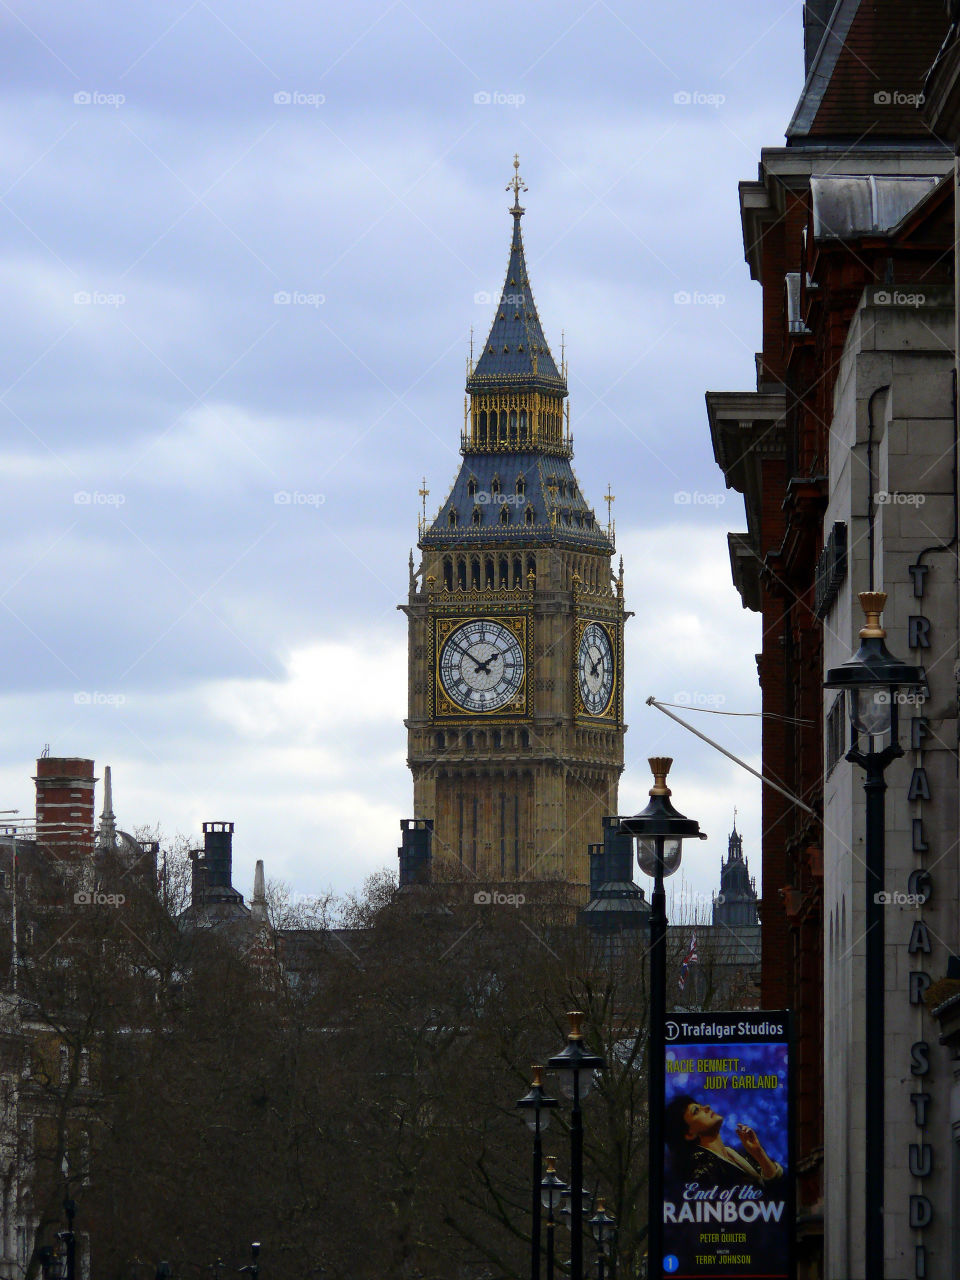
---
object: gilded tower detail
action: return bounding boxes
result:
[402,161,626,892]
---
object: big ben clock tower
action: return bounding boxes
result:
[402,159,626,893]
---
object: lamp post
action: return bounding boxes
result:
[588,1199,617,1280]
[619,758,704,1280]
[238,1243,260,1280]
[824,590,924,1280]
[547,1013,605,1280]
[517,1065,558,1280]
[540,1157,567,1280]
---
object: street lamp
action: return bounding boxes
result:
[619,758,704,1280]
[540,1157,567,1280]
[57,1199,76,1280]
[517,1065,558,1280]
[547,1013,605,1280]
[825,590,924,1280]
[238,1243,260,1280]
[588,1199,617,1280]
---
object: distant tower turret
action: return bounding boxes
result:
[712,821,759,928]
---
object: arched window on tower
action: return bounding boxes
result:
[519,408,528,442]
[491,474,501,496]
[527,554,536,580]
[516,474,526,498]
[448,507,458,528]
[489,410,499,441]
[478,409,487,447]
[484,556,494,589]
[500,504,511,525]
[468,475,478,498]
[525,504,535,526]
[443,557,453,591]
[509,410,517,444]
[457,557,467,589]
[471,556,481,590]
[513,555,522,588]
[498,554,509,587]
[472,506,482,525]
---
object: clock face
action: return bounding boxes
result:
[578,622,615,716]
[438,619,525,714]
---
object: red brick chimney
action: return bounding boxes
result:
[33,756,96,858]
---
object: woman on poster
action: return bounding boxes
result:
[663,1096,784,1192]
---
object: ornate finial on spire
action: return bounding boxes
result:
[507,153,527,215]
[418,477,430,536]
[604,485,615,534]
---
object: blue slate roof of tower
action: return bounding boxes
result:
[466,162,566,395]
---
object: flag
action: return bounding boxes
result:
[678,932,698,993]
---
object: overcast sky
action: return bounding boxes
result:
[0,1,802,908]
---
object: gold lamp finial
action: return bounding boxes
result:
[545,1155,558,1174]
[507,153,527,212]
[649,757,672,797]
[531,1064,544,1087]
[858,591,887,639]
[566,1010,584,1041]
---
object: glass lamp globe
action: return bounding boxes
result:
[636,837,682,878]
[849,687,893,739]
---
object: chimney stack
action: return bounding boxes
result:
[202,822,234,889]
[250,860,268,923]
[398,819,433,887]
[803,0,834,75]
[34,757,96,858]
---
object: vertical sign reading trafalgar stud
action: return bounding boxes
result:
[660,1012,795,1279]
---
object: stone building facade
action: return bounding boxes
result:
[706,3,954,1276]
